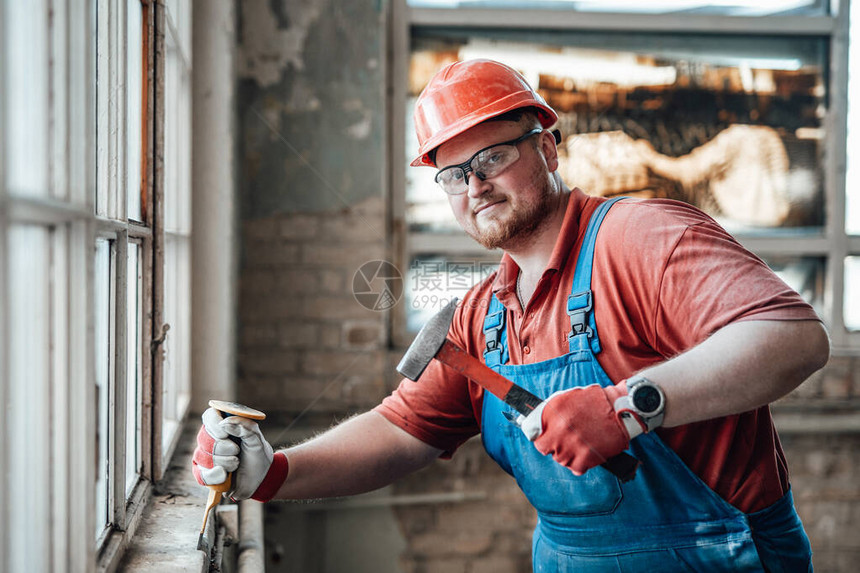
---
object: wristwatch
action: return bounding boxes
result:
[614,376,666,436]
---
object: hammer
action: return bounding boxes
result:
[397,298,639,482]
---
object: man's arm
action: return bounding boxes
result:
[273,411,444,500]
[639,318,830,427]
[521,318,829,475]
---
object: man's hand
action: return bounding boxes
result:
[192,407,288,501]
[520,383,643,476]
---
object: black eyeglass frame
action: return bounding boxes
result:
[433,127,545,195]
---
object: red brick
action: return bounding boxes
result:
[343,320,383,348]
[244,240,300,268]
[299,349,383,376]
[275,268,321,294]
[238,350,300,375]
[243,217,278,240]
[301,243,385,267]
[320,215,386,243]
[301,294,381,321]
[277,322,320,348]
[239,323,278,347]
[279,214,320,240]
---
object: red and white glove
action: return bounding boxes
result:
[520,382,646,476]
[192,407,289,502]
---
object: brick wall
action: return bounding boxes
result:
[238,195,392,415]
[775,357,860,570]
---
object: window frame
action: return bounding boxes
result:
[0,0,189,570]
[389,0,860,353]
[92,0,158,566]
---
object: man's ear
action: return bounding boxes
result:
[540,128,560,172]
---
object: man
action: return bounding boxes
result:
[193,59,829,571]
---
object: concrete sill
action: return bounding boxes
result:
[118,421,265,572]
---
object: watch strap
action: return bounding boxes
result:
[615,376,666,433]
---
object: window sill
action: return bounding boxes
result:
[117,420,264,572]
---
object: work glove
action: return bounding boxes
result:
[192,407,289,502]
[520,383,645,476]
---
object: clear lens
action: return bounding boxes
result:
[433,129,534,194]
[435,167,467,193]
[472,146,519,178]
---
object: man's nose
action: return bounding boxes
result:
[466,171,491,198]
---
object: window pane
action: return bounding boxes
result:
[406,255,499,331]
[846,0,860,235]
[96,0,110,217]
[94,239,111,534]
[125,242,142,496]
[127,0,144,222]
[8,226,51,571]
[162,234,190,454]
[4,2,49,198]
[406,0,827,16]
[845,257,860,330]
[164,27,192,235]
[408,33,827,234]
[761,256,825,316]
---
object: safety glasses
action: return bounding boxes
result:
[434,128,543,195]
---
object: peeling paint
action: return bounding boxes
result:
[237,0,385,216]
[346,113,373,139]
[237,0,323,88]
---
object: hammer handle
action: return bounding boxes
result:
[437,341,639,483]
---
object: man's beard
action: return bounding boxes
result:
[466,186,556,251]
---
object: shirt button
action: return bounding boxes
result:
[523,345,531,354]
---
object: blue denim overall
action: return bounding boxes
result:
[481,198,813,572]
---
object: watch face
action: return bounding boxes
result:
[632,385,662,414]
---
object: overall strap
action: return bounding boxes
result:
[483,293,509,367]
[568,197,627,354]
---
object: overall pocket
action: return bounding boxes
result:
[502,420,622,516]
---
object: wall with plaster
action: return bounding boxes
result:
[236,0,385,217]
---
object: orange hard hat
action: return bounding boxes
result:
[411,59,558,167]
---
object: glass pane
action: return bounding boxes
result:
[162,234,191,453]
[406,99,461,233]
[164,27,192,235]
[406,255,499,331]
[96,0,110,217]
[846,0,860,235]
[8,226,51,571]
[760,256,825,317]
[4,2,49,198]
[94,239,111,534]
[845,256,860,330]
[407,32,827,235]
[125,243,141,496]
[127,0,144,222]
[407,0,827,16]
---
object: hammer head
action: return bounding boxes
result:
[397,298,459,381]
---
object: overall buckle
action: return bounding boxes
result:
[567,290,593,339]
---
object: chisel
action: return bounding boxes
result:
[197,400,266,553]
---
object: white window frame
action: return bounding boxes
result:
[1,0,97,569]
[389,0,860,353]
[1,0,192,570]
[158,0,193,475]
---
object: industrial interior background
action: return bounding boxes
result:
[3,0,860,572]
[231,1,860,572]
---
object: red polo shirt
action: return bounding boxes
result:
[376,189,820,512]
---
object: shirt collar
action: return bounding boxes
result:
[491,189,588,298]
